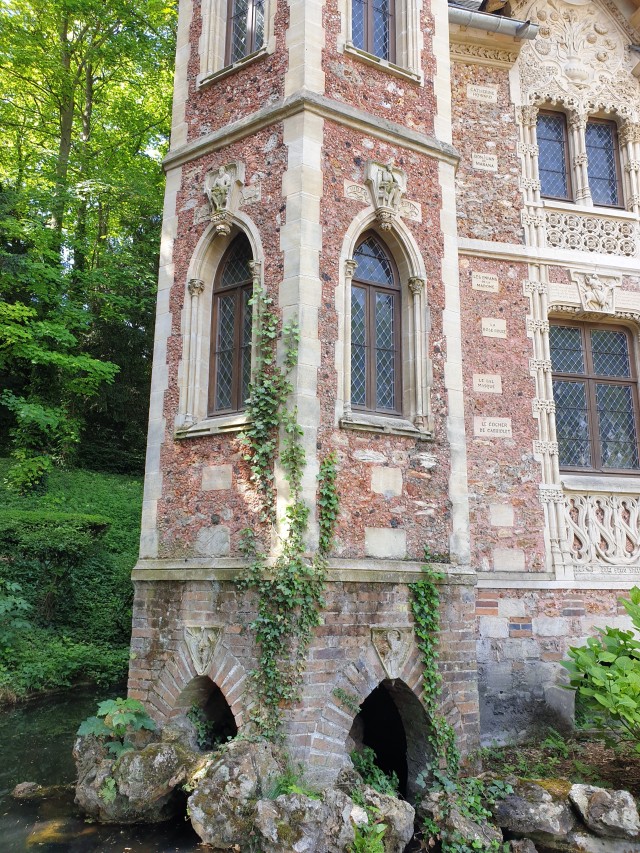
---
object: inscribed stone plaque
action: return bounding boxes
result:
[473,374,502,394]
[472,153,498,172]
[481,318,507,338]
[471,272,499,293]
[466,84,498,103]
[474,417,513,438]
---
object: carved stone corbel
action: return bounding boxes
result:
[365,161,407,231]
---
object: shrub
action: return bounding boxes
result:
[563,585,640,746]
[350,747,399,796]
[78,697,156,757]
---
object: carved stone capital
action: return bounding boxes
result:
[408,276,425,296]
[519,143,539,158]
[520,105,539,128]
[188,278,205,297]
[345,259,357,281]
[526,318,550,334]
[620,123,640,146]
[529,358,552,373]
[523,279,548,296]
[568,112,587,132]
[375,209,396,231]
[533,440,559,456]
[211,210,232,238]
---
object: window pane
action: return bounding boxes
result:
[550,325,584,374]
[254,0,265,51]
[215,294,237,411]
[352,0,365,50]
[351,286,367,407]
[354,237,394,286]
[241,288,253,405]
[375,291,396,410]
[590,329,630,378]
[537,114,569,199]
[553,380,591,467]
[596,384,639,469]
[221,238,252,287]
[230,0,249,62]
[372,0,391,60]
[586,121,619,206]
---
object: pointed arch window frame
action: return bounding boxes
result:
[339,228,432,440]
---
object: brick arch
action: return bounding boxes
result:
[309,636,463,790]
[147,638,249,729]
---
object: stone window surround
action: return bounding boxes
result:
[336,211,433,439]
[336,0,424,84]
[197,0,276,89]
[521,104,640,218]
[175,214,264,437]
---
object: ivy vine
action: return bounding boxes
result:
[238,283,339,738]
[409,554,460,776]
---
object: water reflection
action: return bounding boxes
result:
[0,684,201,852]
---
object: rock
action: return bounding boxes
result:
[187,738,283,848]
[74,736,208,824]
[161,715,201,752]
[494,779,576,842]
[569,784,640,840]
[419,789,503,851]
[12,782,43,800]
[334,766,362,796]
[539,832,640,852]
[362,786,415,853]
[254,789,356,853]
[510,841,538,853]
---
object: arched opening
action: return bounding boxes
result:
[175,676,237,751]
[347,679,434,800]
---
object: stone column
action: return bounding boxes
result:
[181,277,205,426]
[409,276,427,429]
[620,121,640,216]
[568,111,592,207]
[342,258,357,422]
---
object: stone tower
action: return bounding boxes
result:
[129,0,480,789]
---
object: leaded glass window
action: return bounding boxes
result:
[537,112,571,201]
[586,119,622,208]
[351,0,395,62]
[209,235,253,415]
[550,323,640,472]
[226,0,265,65]
[351,234,401,414]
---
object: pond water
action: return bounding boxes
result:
[0,683,201,852]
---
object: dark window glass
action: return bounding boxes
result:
[551,323,640,472]
[586,120,621,207]
[351,234,401,414]
[351,0,395,62]
[209,235,253,415]
[537,112,571,200]
[226,0,265,65]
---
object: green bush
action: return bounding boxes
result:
[78,697,156,757]
[351,748,399,796]
[563,585,640,746]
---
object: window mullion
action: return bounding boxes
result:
[367,283,374,411]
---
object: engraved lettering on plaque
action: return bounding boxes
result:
[474,417,513,438]
[481,318,507,338]
[472,272,499,293]
[472,153,498,172]
[466,84,498,103]
[473,374,502,394]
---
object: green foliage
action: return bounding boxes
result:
[0,580,32,650]
[186,703,228,752]
[265,765,321,800]
[317,452,339,555]
[351,748,399,796]
[563,586,640,747]
[78,697,156,757]
[100,777,117,804]
[333,687,361,716]
[410,557,459,776]
[238,287,337,738]
[350,807,387,853]
[422,772,512,853]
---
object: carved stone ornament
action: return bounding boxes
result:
[512,0,640,120]
[184,625,221,676]
[571,270,620,314]
[371,627,412,679]
[203,162,246,237]
[365,161,407,230]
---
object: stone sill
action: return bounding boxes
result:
[342,43,422,84]
[542,199,637,222]
[132,557,474,585]
[561,474,640,494]
[476,572,640,590]
[196,47,269,90]
[340,415,432,441]
[175,413,250,439]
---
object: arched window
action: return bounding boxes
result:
[208,234,253,415]
[351,233,401,415]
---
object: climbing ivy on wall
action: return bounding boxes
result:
[410,558,460,776]
[238,284,339,738]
